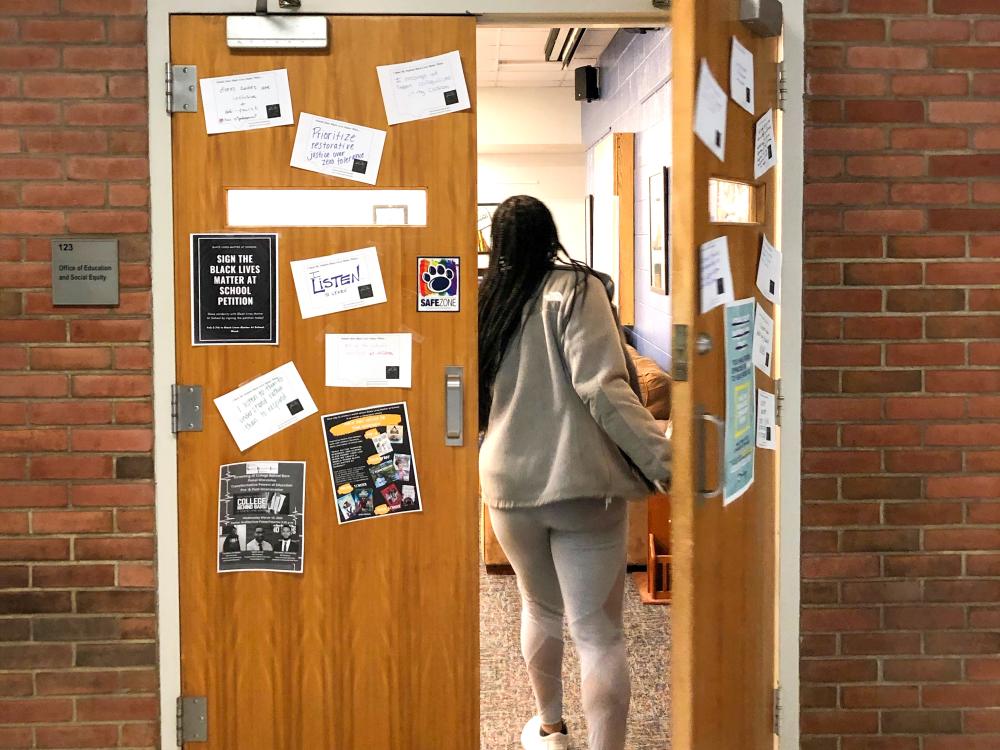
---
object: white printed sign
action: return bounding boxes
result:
[754,109,777,179]
[325,334,412,389]
[290,113,386,185]
[730,37,756,115]
[752,302,774,376]
[377,50,471,125]
[699,236,735,313]
[200,69,294,135]
[757,390,777,450]
[756,235,782,304]
[694,59,728,161]
[214,362,318,452]
[290,246,387,319]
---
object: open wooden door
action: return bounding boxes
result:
[670,1,781,748]
[170,15,477,749]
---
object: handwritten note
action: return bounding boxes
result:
[200,69,294,135]
[756,235,782,304]
[694,59,728,162]
[699,236,735,314]
[214,362,317,451]
[290,113,386,185]
[377,50,471,125]
[730,37,755,115]
[754,108,777,179]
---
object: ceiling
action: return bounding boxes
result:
[476,26,619,88]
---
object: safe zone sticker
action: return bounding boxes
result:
[417,256,459,312]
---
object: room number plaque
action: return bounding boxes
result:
[51,238,119,306]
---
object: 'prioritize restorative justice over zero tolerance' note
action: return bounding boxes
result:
[290,113,387,185]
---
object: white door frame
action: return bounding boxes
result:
[147,3,802,747]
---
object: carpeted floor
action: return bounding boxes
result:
[480,566,671,750]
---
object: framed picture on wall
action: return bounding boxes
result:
[649,167,670,295]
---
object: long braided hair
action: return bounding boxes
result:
[478,195,591,429]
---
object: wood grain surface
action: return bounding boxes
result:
[171,15,478,749]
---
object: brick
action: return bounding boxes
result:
[848,46,928,70]
[116,509,153,533]
[892,73,967,96]
[934,46,1000,68]
[35,670,118,696]
[803,450,882,473]
[32,564,114,588]
[842,528,920,552]
[0,619,29,641]
[75,642,155,668]
[885,450,963,473]
[892,19,970,41]
[0,674,32,697]
[25,129,107,154]
[845,100,925,123]
[806,154,844,176]
[842,371,922,394]
[891,127,967,150]
[803,397,882,420]
[0,130,20,153]
[0,698,72,723]
[845,208,924,232]
[971,236,1000,257]
[0,591,70,612]
[77,696,157,721]
[72,374,151,397]
[969,397,1000,418]
[28,401,113,425]
[0,157,62,179]
[66,155,147,180]
[929,477,1000,499]
[809,19,886,41]
[807,126,886,151]
[0,458,26,480]
[109,129,147,155]
[64,101,146,127]
[75,537,153,561]
[802,710,880,734]
[0,644,70,669]
[844,316,923,339]
[890,182,967,204]
[972,74,1000,97]
[926,370,1000,393]
[927,424,1000,446]
[62,0,145,11]
[108,183,148,206]
[927,316,1000,339]
[926,579,1000,602]
[71,483,153,506]
[927,632,1000,656]
[927,262,1000,285]
[22,73,106,98]
[0,209,64,233]
[843,686,920,708]
[968,451,1000,471]
[34,724,117,749]
[32,510,112,534]
[843,580,922,603]
[888,235,965,258]
[0,484,66,509]
[883,658,961,682]
[806,182,888,206]
[886,605,966,630]
[69,319,151,343]
[973,182,1000,203]
[886,288,965,312]
[847,155,925,177]
[842,476,921,499]
[21,183,105,208]
[802,553,881,578]
[842,632,921,655]
[886,343,964,366]
[119,562,154,586]
[968,503,1000,524]
[0,47,59,71]
[114,402,152,424]
[33,617,118,642]
[849,0,926,8]
[844,262,921,285]
[66,209,149,234]
[804,343,881,366]
[29,455,112,480]
[63,46,146,71]
[882,710,962,734]
[885,554,961,577]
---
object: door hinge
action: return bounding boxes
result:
[774,378,783,427]
[773,684,781,735]
[171,385,204,433]
[776,60,787,111]
[671,324,689,382]
[166,63,198,115]
[176,696,207,746]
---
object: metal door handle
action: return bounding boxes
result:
[697,408,725,500]
[445,366,463,446]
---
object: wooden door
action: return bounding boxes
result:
[670,1,780,748]
[170,16,478,749]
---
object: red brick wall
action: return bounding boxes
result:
[803,2,1000,748]
[0,1,157,747]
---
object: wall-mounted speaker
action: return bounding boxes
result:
[575,65,599,103]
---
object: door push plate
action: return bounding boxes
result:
[171,385,203,433]
[445,366,463,447]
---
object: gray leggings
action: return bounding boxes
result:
[488,498,630,750]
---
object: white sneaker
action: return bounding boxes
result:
[520,715,569,750]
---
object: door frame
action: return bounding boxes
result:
[147,2,802,747]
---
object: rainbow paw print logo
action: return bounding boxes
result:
[417,257,459,312]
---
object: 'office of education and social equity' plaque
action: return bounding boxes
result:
[51,238,120,306]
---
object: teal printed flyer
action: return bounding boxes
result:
[724,298,755,505]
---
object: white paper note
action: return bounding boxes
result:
[200,69,294,135]
[377,50,471,125]
[752,302,774,376]
[214,362,318,452]
[694,59,728,161]
[730,37,755,115]
[290,246,387,319]
[756,235,782,304]
[325,334,412,388]
[754,108,777,179]
[757,390,776,450]
[290,113,386,185]
[699,236,735,313]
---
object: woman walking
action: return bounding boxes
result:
[479,195,672,750]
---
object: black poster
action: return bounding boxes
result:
[191,233,278,345]
[321,402,422,525]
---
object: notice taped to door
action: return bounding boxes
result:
[218,461,305,573]
[321,402,422,524]
[724,299,756,506]
[191,233,278,345]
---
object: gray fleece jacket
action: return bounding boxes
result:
[480,269,672,508]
